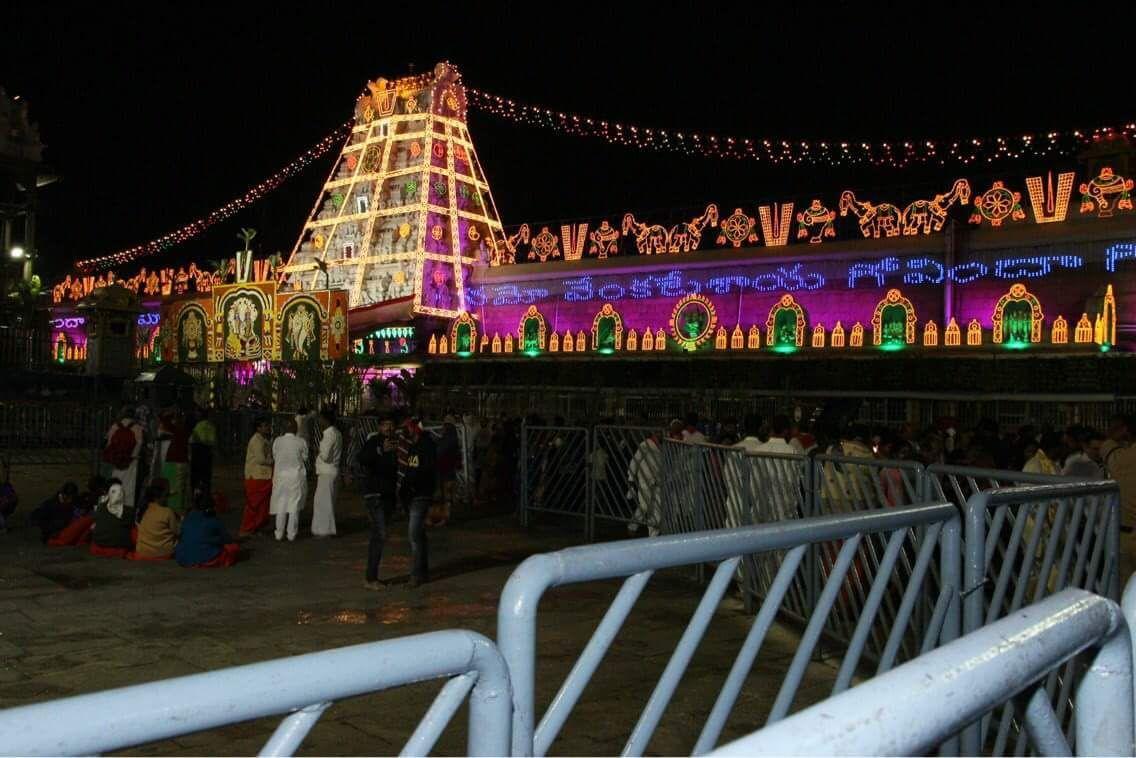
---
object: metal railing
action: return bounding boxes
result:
[0,402,116,470]
[520,425,590,533]
[960,480,1121,755]
[709,587,1133,757]
[497,502,961,756]
[0,629,511,757]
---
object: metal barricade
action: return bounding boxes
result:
[497,502,961,756]
[520,425,590,535]
[813,453,926,514]
[709,588,1133,757]
[927,462,1077,511]
[0,402,115,469]
[959,480,1121,755]
[592,425,661,531]
[0,629,511,757]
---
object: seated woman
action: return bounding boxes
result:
[47,476,107,546]
[30,482,79,543]
[132,479,180,560]
[90,480,134,557]
[175,491,240,568]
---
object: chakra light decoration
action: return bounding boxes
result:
[796,200,836,243]
[758,203,794,247]
[1025,171,1075,224]
[839,191,903,238]
[279,63,506,318]
[1079,167,1134,217]
[670,294,718,349]
[969,181,1026,227]
[992,283,1043,345]
[765,294,806,349]
[623,204,719,254]
[588,220,620,258]
[517,305,548,353]
[717,208,758,248]
[1051,316,1069,344]
[530,227,561,262]
[591,303,624,351]
[870,288,916,347]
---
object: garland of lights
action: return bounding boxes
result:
[75,120,354,273]
[467,87,1136,168]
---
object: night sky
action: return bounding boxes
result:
[6,2,1135,280]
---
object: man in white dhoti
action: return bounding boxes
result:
[102,406,145,512]
[271,418,309,542]
[311,410,342,537]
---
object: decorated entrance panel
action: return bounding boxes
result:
[992,283,1043,345]
[449,312,478,355]
[765,294,806,350]
[670,294,717,349]
[591,303,623,352]
[517,305,547,353]
[871,288,917,347]
[216,284,272,361]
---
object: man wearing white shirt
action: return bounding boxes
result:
[312,409,342,537]
[756,415,797,455]
[270,418,309,542]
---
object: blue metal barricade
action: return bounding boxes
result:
[0,629,511,757]
[497,502,962,757]
[520,425,591,535]
[708,587,1133,757]
[960,480,1121,755]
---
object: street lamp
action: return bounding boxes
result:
[9,246,24,260]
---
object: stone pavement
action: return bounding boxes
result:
[0,462,845,756]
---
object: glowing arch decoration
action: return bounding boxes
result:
[504,334,514,353]
[1051,315,1068,344]
[642,328,655,351]
[549,331,561,352]
[871,288,917,347]
[850,323,865,347]
[923,321,939,347]
[992,283,1043,345]
[449,312,478,355]
[831,322,846,348]
[591,303,624,352]
[945,318,961,346]
[439,335,449,354]
[562,329,575,352]
[428,334,438,354]
[1074,314,1093,343]
[575,331,586,352]
[626,329,638,351]
[1097,284,1117,346]
[654,328,666,351]
[714,327,728,350]
[967,319,983,346]
[730,325,744,350]
[669,294,718,349]
[765,294,806,351]
[747,326,760,350]
[516,305,548,353]
[811,324,825,348]
[491,333,502,353]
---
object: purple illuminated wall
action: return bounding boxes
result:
[466,238,1136,346]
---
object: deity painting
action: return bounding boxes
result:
[178,309,205,362]
[283,303,320,361]
[223,295,264,360]
[677,303,707,340]
[424,263,455,311]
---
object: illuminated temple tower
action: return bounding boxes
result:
[280,62,504,322]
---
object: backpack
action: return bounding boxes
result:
[102,422,137,469]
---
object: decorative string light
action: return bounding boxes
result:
[75,120,355,272]
[467,87,1136,168]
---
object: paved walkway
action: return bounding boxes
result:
[0,462,843,756]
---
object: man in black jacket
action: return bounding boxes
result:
[398,415,436,587]
[358,414,398,590]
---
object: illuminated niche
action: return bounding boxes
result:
[945,318,961,346]
[516,305,548,354]
[1051,316,1068,344]
[811,324,825,348]
[730,325,744,350]
[747,325,760,350]
[448,311,478,356]
[967,319,983,346]
[626,328,638,351]
[992,283,1043,348]
[765,294,806,353]
[669,294,718,350]
[831,322,846,348]
[923,321,938,347]
[871,288,916,350]
[591,303,624,353]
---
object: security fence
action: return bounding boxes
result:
[497,502,962,756]
[0,402,116,470]
[709,588,1133,757]
[519,426,591,530]
[0,629,511,756]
